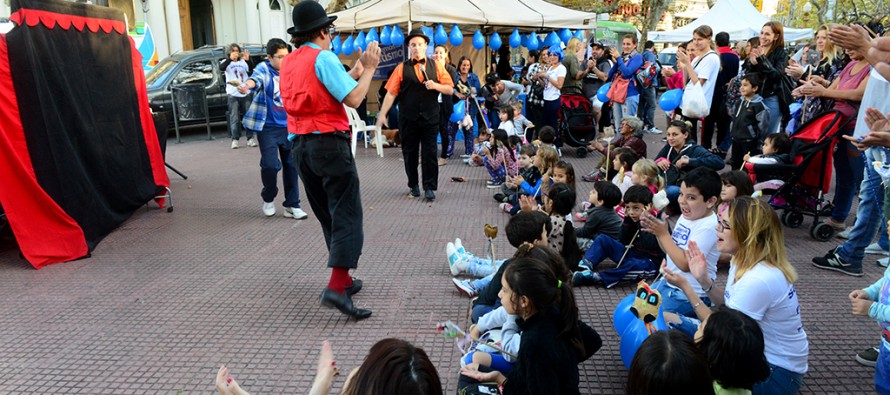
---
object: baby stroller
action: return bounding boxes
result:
[746,110,845,241]
[558,93,597,157]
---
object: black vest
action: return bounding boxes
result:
[399,58,440,124]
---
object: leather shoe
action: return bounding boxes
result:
[320,289,372,319]
[344,277,362,296]
[409,185,421,198]
[424,189,435,201]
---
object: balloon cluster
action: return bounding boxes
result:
[330,24,586,54]
[613,282,668,369]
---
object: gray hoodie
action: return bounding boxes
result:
[730,93,770,141]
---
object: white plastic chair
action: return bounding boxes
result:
[344,106,383,157]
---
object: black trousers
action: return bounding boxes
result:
[730,138,761,170]
[439,102,452,159]
[292,133,363,269]
[701,93,730,149]
[400,117,439,191]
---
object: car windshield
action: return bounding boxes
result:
[145,58,179,89]
[657,52,676,67]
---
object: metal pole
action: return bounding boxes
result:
[202,88,212,140]
[171,86,182,143]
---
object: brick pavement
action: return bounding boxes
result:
[0,124,882,394]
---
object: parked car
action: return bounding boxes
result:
[146,45,266,129]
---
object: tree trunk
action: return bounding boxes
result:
[639,0,675,46]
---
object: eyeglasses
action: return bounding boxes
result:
[717,220,731,231]
[272,54,287,60]
[408,42,427,48]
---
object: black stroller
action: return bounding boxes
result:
[558,93,597,157]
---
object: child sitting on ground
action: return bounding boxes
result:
[627,330,713,395]
[498,105,518,138]
[575,181,623,250]
[468,128,492,166]
[850,220,890,394]
[496,145,541,204]
[483,129,518,189]
[534,126,556,150]
[730,72,771,170]
[611,147,638,195]
[743,132,792,194]
[573,185,664,287]
[501,146,559,213]
[696,307,771,394]
[512,101,534,143]
[717,170,754,267]
[615,158,664,218]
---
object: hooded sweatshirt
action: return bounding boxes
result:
[730,93,771,142]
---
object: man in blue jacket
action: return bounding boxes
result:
[637,40,662,134]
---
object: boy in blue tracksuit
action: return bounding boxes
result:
[850,220,890,394]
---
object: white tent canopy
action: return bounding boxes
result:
[650,0,813,43]
[330,0,597,32]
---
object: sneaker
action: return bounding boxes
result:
[856,347,879,367]
[812,249,863,276]
[837,227,853,239]
[247,138,257,147]
[262,201,275,216]
[499,203,514,213]
[824,218,847,231]
[574,212,588,222]
[460,154,472,158]
[648,127,664,134]
[486,181,504,189]
[231,140,239,149]
[493,193,507,203]
[283,207,308,220]
[879,258,889,268]
[446,242,467,276]
[408,185,421,198]
[454,238,468,257]
[438,158,447,166]
[572,270,603,287]
[452,278,477,297]
[865,242,888,255]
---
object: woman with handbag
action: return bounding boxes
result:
[655,120,725,186]
[676,25,721,142]
[745,21,789,135]
[606,34,644,129]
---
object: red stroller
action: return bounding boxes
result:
[558,94,597,157]
[745,110,845,241]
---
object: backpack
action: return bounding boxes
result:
[635,61,658,88]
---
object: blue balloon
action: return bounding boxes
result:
[559,28,572,44]
[653,305,669,332]
[381,25,392,46]
[421,26,434,43]
[619,319,651,369]
[331,35,341,55]
[450,24,463,46]
[342,34,354,55]
[612,293,636,334]
[509,28,521,48]
[597,82,611,103]
[527,33,539,50]
[574,29,584,40]
[659,88,684,112]
[450,100,467,122]
[472,30,485,50]
[545,31,560,47]
[391,25,405,46]
[435,24,448,45]
[367,27,379,44]
[521,33,529,48]
[355,31,366,52]
[489,33,502,51]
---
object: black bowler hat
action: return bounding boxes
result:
[405,28,430,45]
[287,0,337,35]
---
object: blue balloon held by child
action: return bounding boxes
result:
[659,89,683,112]
[597,82,611,103]
[450,100,467,123]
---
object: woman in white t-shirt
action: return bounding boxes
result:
[676,25,721,138]
[662,197,808,395]
[535,46,567,148]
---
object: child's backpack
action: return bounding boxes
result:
[634,61,659,89]
[725,72,744,115]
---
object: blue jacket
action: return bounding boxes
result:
[608,52,643,97]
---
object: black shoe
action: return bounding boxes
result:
[344,277,362,296]
[856,346,879,367]
[408,186,421,198]
[493,193,506,203]
[320,289,372,319]
[424,189,435,201]
[812,249,863,276]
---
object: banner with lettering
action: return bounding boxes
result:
[373,44,405,80]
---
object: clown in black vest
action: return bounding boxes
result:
[377,28,454,202]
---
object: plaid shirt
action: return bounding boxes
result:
[241,61,280,132]
[525,62,545,107]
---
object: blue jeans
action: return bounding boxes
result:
[762,95,782,135]
[831,135,864,222]
[257,126,300,208]
[837,149,885,268]
[471,300,501,323]
[227,95,253,140]
[877,344,890,394]
[652,278,710,319]
[752,363,804,395]
[637,86,656,129]
[612,94,640,130]
[582,235,657,288]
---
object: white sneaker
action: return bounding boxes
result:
[865,242,889,255]
[247,138,257,147]
[284,207,308,219]
[452,278,477,297]
[231,140,239,149]
[838,227,853,239]
[454,238,468,257]
[262,201,275,216]
[446,242,467,276]
[879,257,889,268]
[648,127,664,134]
